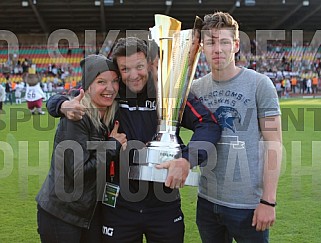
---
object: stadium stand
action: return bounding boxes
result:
[1,41,320,102]
[0,0,321,100]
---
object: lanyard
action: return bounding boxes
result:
[109,161,115,182]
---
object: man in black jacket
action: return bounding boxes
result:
[46,37,221,243]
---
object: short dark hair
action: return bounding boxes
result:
[147,39,159,62]
[111,37,148,64]
[202,11,239,40]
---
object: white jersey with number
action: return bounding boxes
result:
[25,83,45,102]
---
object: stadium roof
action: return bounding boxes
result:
[0,0,320,35]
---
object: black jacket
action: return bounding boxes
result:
[46,76,221,212]
[36,114,121,228]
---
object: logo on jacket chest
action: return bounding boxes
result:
[145,100,156,109]
[102,226,114,236]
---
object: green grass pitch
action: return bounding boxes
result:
[0,98,321,242]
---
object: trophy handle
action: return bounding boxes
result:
[177,16,203,122]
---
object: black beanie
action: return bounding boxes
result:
[80,54,119,91]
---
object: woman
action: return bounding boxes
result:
[36,55,127,243]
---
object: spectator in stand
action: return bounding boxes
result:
[64,81,71,92]
[48,80,53,98]
[304,77,308,93]
[275,80,283,99]
[299,78,305,94]
[48,63,52,75]
[4,77,13,105]
[312,76,318,94]
[0,83,5,112]
[51,64,58,77]
[291,76,297,94]
[285,78,291,98]
[22,58,30,73]
[314,58,321,76]
[71,79,77,88]
[15,81,24,104]
[11,81,16,102]
[306,78,312,94]
[42,80,49,101]
[53,75,59,86]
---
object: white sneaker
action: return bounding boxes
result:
[39,111,45,115]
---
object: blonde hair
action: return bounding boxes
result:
[202,11,239,40]
[80,93,117,132]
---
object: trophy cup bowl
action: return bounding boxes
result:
[128,15,202,186]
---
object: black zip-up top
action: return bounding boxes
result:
[113,75,221,211]
[46,74,221,212]
[36,115,122,228]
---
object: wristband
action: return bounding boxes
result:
[260,199,277,207]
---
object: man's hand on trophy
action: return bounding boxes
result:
[60,89,86,121]
[155,158,190,189]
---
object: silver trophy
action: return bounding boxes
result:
[129,15,202,186]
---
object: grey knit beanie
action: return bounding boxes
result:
[80,54,119,91]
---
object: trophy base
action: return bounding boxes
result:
[129,165,199,187]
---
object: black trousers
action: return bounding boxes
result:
[101,204,185,243]
[37,204,102,243]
